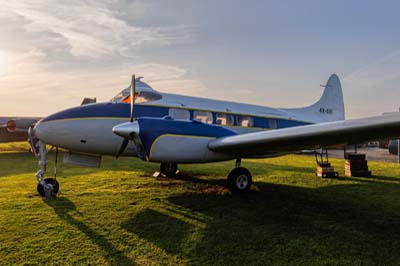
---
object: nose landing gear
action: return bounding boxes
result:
[29,127,59,199]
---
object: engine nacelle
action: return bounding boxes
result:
[137,117,237,163]
[6,120,16,132]
[5,119,38,133]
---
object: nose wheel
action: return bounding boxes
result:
[37,178,59,198]
[29,130,60,199]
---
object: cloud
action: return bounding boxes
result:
[1,0,193,58]
[343,50,400,89]
[0,0,205,116]
[130,63,207,94]
[342,50,400,117]
[0,51,207,116]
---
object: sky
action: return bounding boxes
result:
[0,0,400,118]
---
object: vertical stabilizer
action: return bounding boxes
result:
[285,74,345,123]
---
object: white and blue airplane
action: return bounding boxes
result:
[29,74,400,198]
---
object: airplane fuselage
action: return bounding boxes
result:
[33,75,344,163]
[35,97,310,161]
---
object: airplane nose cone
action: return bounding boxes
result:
[33,119,45,140]
[112,121,140,139]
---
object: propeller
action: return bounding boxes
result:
[116,138,129,158]
[114,74,145,158]
[130,74,135,122]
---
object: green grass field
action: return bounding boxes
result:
[0,143,400,266]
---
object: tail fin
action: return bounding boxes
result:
[286,74,345,123]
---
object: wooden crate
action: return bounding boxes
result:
[344,153,366,160]
[344,153,371,177]
[345,169,372,177]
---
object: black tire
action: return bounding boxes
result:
[37,178,59,197]
[160,163,178,177]
[227,167,252,192]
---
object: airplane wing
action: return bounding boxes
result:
[208,113,400,157]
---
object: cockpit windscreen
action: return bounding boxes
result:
[110,88,162,103]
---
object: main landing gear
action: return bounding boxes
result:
[29,128,59,199]
[160,162,178,177]
[158,160,253,192]
[227,159,252,192]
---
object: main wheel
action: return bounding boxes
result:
[160,162,178,177]
[37,178,59,198]
[227,167,252,192]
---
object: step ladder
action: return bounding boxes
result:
[314,148,339,178]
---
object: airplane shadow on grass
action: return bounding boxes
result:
[343,175,400,184]
[42,167,400,265]
[45,198,136,266]
[122,208,194,255]
[122,180,400,265]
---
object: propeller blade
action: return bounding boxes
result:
[116,138,130,158]
[113,121,147,160]
[115,74,138,158]
[130,74,135,122]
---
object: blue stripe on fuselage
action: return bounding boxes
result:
[42,102,311,130]
[42,103,168,122]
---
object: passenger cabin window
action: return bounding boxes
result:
[216,113,234,126]
[237,116,254,127]
[193,111,213,124]
[169,108,190,120]
[269,119,277,129]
